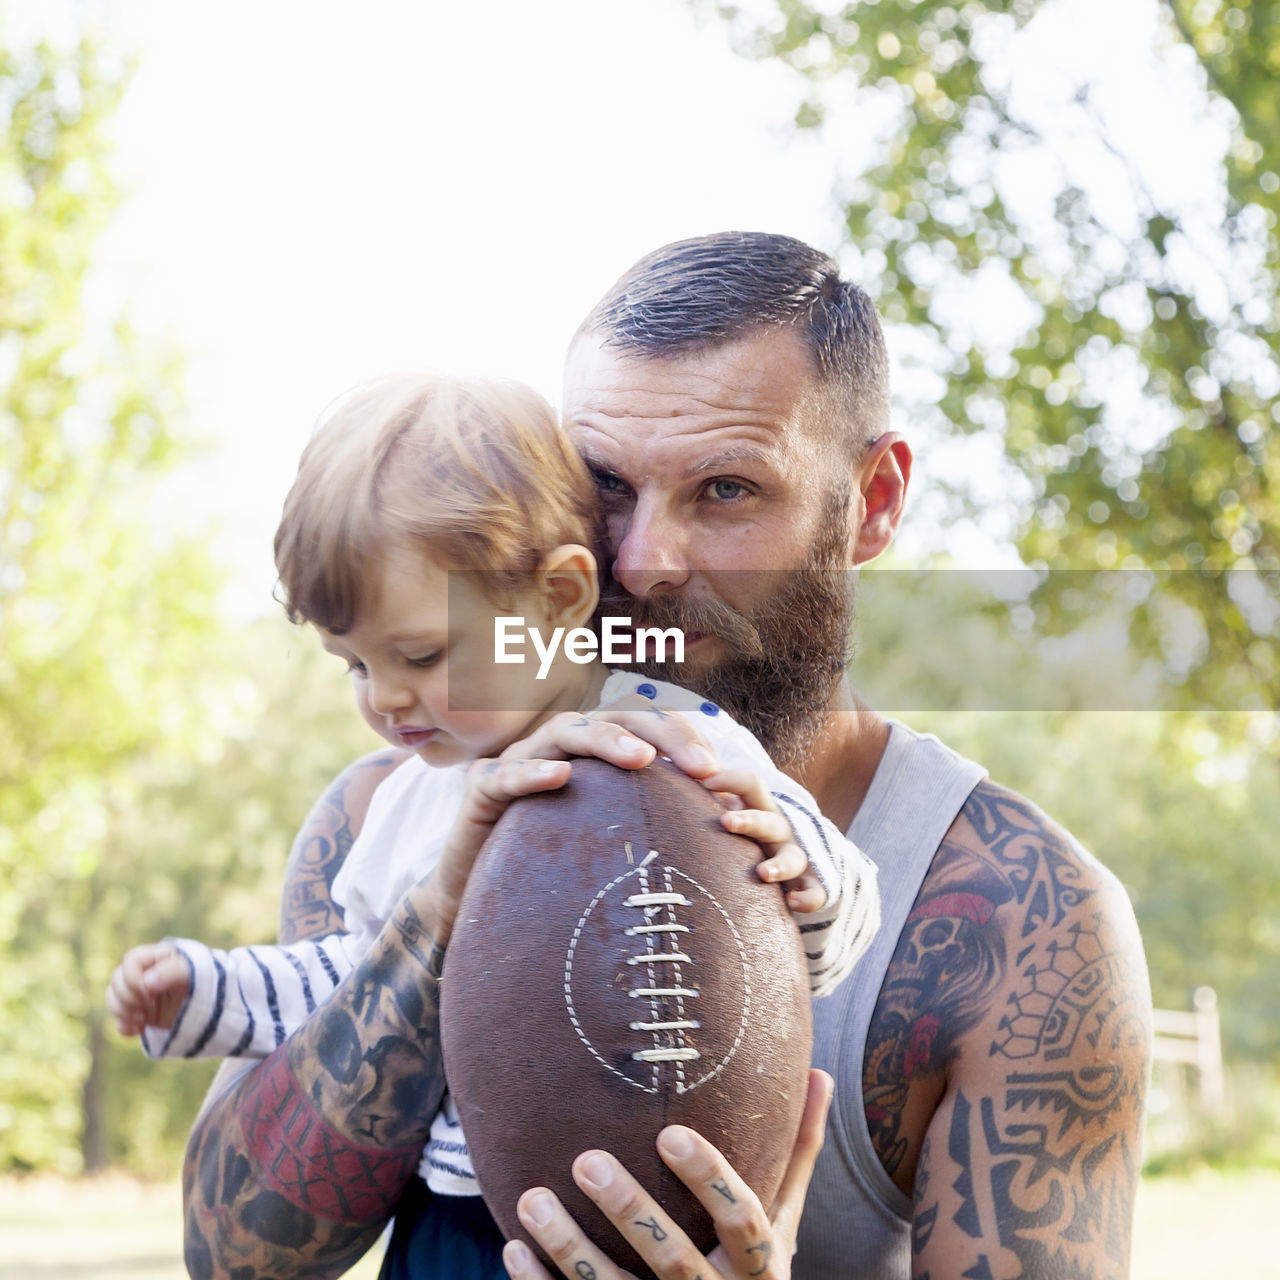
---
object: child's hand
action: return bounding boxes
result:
[106,943,191,1037]
[702,768,827,914]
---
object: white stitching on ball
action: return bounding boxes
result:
[563,856,751,1096]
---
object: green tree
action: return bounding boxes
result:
[0,32,229,1173]
[92,617,383,1175]
[703,0,1279,711]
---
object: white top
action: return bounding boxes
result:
[143,672,881,1195]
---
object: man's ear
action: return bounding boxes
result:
[537,544,600,629]
[853,433,912,565]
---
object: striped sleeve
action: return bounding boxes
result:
[693,707,882,1000]
[772,790,882,999]
[139,932,364,1060]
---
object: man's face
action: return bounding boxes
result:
[563,327,859,766]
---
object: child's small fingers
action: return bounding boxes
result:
[755,841,809,885]
[143,951,191,994]
[785,884,828,914]
[722,807,793,846]
[119,942,172,986]
[105,981,129,1022]
[700,768,772,812]
[106,973,147,1034]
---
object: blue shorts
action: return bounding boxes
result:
[378,1181,508,1280]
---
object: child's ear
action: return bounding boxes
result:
[538,544,600,630]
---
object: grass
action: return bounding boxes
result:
[0,1174,384,1280]
[2,1168,1279,1279]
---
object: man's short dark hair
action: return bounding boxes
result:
[577,231,889,455]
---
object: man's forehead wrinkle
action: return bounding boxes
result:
[681,445,777,477]
[569,385,776,422]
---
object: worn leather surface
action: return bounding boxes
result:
[441,757,813,1276]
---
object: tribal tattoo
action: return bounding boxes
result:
[865,781,1151,1279]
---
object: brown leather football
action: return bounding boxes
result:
[440,756,813,1275]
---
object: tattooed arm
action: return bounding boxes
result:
[193,748,408,1120]
[865,781,1153,1280]
[180,750,584,1279]
[277,748,409,945]
[182,748,410,1277]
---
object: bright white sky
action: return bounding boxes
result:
[80,0,845,616]
[17,0,1223,616]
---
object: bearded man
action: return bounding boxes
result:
[180,232,1152,1280]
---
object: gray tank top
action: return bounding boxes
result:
[794,721,986,1279]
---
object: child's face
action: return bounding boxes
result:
[317,545,578,767]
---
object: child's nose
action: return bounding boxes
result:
[368,673,414,716]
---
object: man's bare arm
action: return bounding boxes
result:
[181,749,591,1280]
[183,748,413,1279]
[867,782,1152,1280]
[279,747,409,944]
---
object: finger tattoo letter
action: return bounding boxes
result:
[745,1240,772,1276]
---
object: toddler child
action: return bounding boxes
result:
[107,372,880,1199]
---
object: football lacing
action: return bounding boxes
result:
[628,852,701,1075]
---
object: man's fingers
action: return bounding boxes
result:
[508,1187,638,1280]
[465,757,572,818]
[500,710,658,771]
[767,1069,834,1246]
[601,702,720,778]
[421,758,574,945]
[653,1130,781,1279]
[501,1238,556,1280]
[502,703,721,780]
[568,1152,711,1278]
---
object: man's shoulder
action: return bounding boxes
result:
[938,776,1134,929]
[337,745,417,813]
[905,773,1148,1064]
[279,746,413,944]
[864,770,1151,1199]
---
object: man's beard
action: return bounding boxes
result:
[593,491,856,772]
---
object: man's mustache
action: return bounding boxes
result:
[596,583,765,660]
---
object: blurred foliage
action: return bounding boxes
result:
[700,0,1279,712]
[87,618,382,1176]
[854,571,1280,1066]
[3,5,1279,1181]
[0,31,227,1174]
[0,30,381,1176]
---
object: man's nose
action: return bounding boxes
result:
[610,498,692,597]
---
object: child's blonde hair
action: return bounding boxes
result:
[274,372,598,633]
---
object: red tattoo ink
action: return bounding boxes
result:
[239,1048,421,1222]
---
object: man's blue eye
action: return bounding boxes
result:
[710,479,747,500]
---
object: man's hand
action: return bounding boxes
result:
[501,698,816,905]
[500,1070,834,1280]
[409,755,573,945]
[499,695,722,780]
